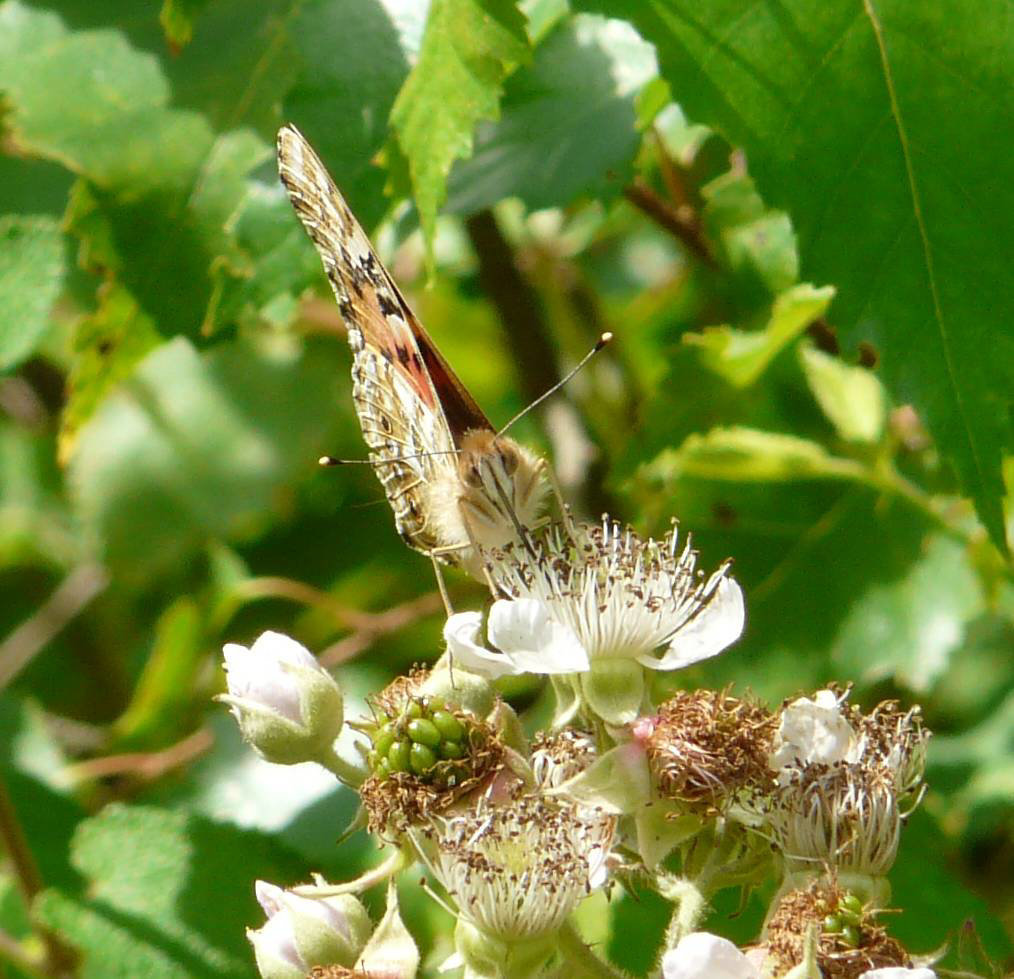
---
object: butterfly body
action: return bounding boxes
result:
[276,125,546,575]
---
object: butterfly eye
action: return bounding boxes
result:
[499,444,519,476]
[464,463,483,488]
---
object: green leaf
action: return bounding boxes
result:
[59,281,162,463]
[572,0,1014,554]
[284,0,412,230]
[889,809,1012,965]
[67,336,344,585]
[111,598,205,748]
[158,0,211,50]
[832,533,984,692]
[0,1,212,194]
[644,426,866,485]
[799,342,886,443]
[0,5,300,344]
[684,283,835,388]
[701,169,798,297]
[34,804,305,979]
[0,214,64,371]
[389,0,530,260]
[446,14,657,214]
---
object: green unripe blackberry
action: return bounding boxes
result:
[365,691,494,786]
[373,727,396,757]
[440,740,465,760]
[823,915,842,934]
[389,740,411,773]
[410,742,438,774]
[432,710,465,740]
[407,718,441,748]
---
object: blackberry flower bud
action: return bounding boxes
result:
[247,881,371,979]
[220,632,343,767]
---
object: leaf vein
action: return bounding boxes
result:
[862,0,992,510]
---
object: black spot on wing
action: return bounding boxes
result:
[377,291,400,317]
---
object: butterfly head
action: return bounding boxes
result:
[443,429,546,550]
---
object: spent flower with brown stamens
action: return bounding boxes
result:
[647,688,777,813]
[530,729,598,789]
[763,690,929,878]
[413,791,616,943]
[765,879,911,979]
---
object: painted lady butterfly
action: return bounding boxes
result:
[277,125,547,579]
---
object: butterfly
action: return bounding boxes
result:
[276,125,548,580]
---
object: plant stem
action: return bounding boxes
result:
[558,921,627,978]
[291,847,408,897]
[658,875,707,950]
[318,743,368,788]
[0,926,53,979]
[0,775,78,977]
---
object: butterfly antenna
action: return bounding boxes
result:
[319,450,460,466]
[495,332,613,439]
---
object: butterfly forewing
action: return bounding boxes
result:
[277,125,491,554]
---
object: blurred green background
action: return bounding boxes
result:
[1,0,1012,976]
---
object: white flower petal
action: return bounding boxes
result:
[661,932,760,979]
[255,879,286,917]
[770,689,856,774]
[644,576,745,671]
[249,631,320,670]
[254,912,304,970]
[223,640,303,722]
[488,599,590,674]
[443,611,518,678]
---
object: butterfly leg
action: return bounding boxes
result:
[428,553,454,617]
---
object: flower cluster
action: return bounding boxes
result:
[220,512,939,979]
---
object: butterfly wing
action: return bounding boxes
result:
[277,125,492,554]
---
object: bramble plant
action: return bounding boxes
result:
[0,2,1011,979]
[224,539,933,978]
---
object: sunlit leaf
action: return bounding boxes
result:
[799,342,886,444]
[34,804,304,979]
[0,214,64,371]
[832,532,984,692]
[159,0,210,49]
[389,0,530,259]
[645,426,865,485]
[573,0,1014,553]
[447,14,657,214]
[684,283,835,388]
[111,597,205,748]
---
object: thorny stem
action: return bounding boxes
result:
[0,775,77,978]
[657,874,708,952]
[291,847,409,898]
[623,178,714,267]
[558,920,628,979]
